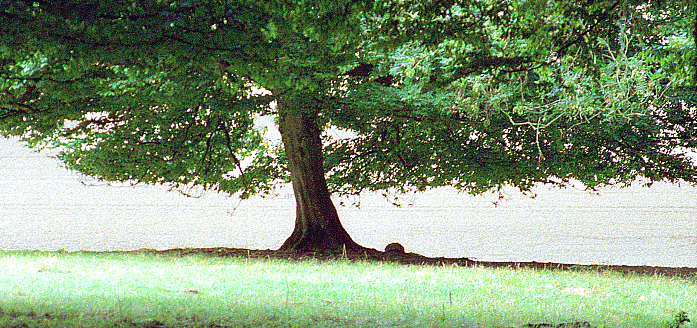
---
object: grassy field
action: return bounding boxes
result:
[0,250,695,327]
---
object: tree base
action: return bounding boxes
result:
[278,228,369,255]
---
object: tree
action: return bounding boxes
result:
[2,0,696,253]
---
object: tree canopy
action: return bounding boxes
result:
[2,0,696,252]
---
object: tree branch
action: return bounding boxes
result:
[163,35,243,53]
[221,121,247,186]
[343,63,394,86]
[3,90,37,113]
[500,0,622,74]
[554,0,622,58]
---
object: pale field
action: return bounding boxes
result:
[1,137,696,267]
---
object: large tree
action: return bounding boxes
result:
[2,0,696,253]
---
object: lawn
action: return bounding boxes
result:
[0,250,695,327]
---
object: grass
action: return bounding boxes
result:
[0,250,695,327]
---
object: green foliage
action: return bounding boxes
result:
[1,0,696,197]
[669,310,691,328]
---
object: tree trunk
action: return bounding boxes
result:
[276,100,363,253]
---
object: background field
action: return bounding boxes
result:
[2,137,697,267]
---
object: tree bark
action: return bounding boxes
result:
[276,100,363,253]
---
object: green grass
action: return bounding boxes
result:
[0,250,695,327]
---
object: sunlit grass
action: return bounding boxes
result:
[0,250,695,327]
